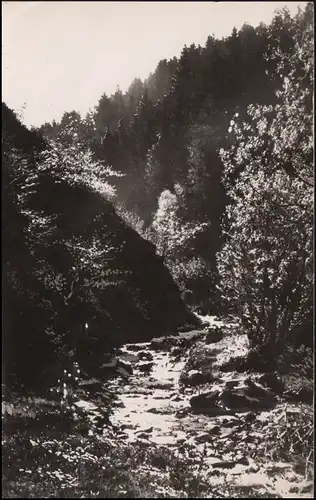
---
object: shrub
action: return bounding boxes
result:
[217,11,313,357]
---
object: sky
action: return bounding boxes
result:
[2,1,307,128]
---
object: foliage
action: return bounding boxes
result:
[263,405,314,473]
[2,398,216,499]
[35,6,313,313]
[217,7,313,354]
[148,186,212,306]
[3,107,196,392]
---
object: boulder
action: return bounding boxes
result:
[190,390,221,413]
[184,370,210,386]
[219,384,276,411]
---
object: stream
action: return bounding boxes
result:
[106,316,250,457]
[101,315,313,498]
[2,315,313,498]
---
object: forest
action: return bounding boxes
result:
[2,3,314,498]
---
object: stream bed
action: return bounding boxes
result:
[103,315,313,498]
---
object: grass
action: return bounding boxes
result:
[1,397,220,498]
[4,395,313,498]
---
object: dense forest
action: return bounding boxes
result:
[3,3,313,390]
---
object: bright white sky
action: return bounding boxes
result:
[2,1,306,128]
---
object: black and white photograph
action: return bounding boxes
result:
[2,1,314,497]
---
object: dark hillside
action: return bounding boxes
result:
[2,104,198,391]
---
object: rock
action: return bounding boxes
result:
[258,373,285,394]
[195,432,213,444]
[119,353,139,363]
[112,400,125,408]
[212,461,236,469]
[170,394,183,402]
[220,389,254,410]
[137,351,153,361]
[219,356,243,372]
[206,423,221,434]
[150,335,179,351]
[147,381,173,390]
[175,408,189,419]
[244,411,256,423]
[190,390,221,413]
[212,460,239,469]
[148,407,170,415]
[136,426,153,434]
[116,432,129,440]
[135,438,151,447]
[184,370,210,386]
[205,329,223,344]
[220,416,241,427]
[135,432,150,440]
[120,423,137,430]
[219,429,234,439]
[224,380,241,390]
[78,378,104,395]
[116,360,133,377]
[219,385,275,411]
[245,378,274,399]
[99,358,118,377]
[129,386,152,395]
[98,356,132,379]
[179,330,202,340]
[125,343,150,352]
[138,362,154,373]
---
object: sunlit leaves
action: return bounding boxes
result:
[152,188,209,259]
[37,141,120,200]
[217,7,313,350]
